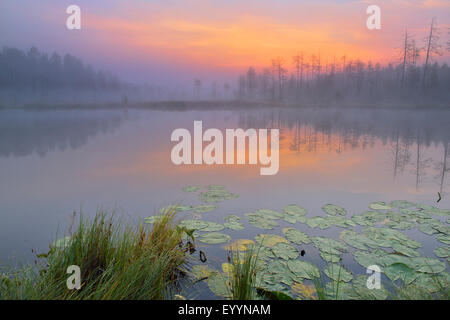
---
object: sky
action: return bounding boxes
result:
[0,0,449,86]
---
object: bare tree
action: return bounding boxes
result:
[422,18,442,89]
[272,57,286,101]
[400,29,410,87]
[292,53,304,90]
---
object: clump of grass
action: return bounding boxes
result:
[226,247,261,300]
[0,208,191,300]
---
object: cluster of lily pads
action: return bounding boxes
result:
[145,186,450,299]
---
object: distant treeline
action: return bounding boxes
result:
[0,46,122,91]
[236,60,450,105]
[236,20,450,106]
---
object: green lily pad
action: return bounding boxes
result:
[352,275,389,300]
[284,205,307,216]
[306,217,331,229]
[353,249,388,268]
[311,237,348,255]
[201,221,225,232]
[392,242,420,257]
[283,205,307,224]
[369,202,392,210]
[191,265,217,280]
[363,227,421,249]
[384,263,417,284]
[182,186,201,192]
[351,211,386,226]
[224,220,245,230]
[193,204,218,213]
[324,264,353,282]
[178,219,209,230]
[437,234,450,245]
[340,230,379,251]
[199,189,239,203]
[282,228,311,244]
[253,209,284,219]
[224,215,241,222]
[434,246,450,258]
[198,232,231,244]
[255,234,289,247]
[325,281,359,300]
[409,257,446,274]
[389,200,417,209]
[322,204,347,216]
[207,272,230,298]
[264,260,295,286]
[320,251,342,263]
[272,243,299,260]
[326,215,355,228]
[287,260,320,280]
[246,213,280,230]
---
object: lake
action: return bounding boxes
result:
[0,106,449,298]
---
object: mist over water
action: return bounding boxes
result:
[0,107,449,272]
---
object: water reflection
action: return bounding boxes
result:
[234,108,450,195]
[0,107,449,264]
[0,109,126,158]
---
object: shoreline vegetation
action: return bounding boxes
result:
[0,209,191,299]
[1,201,449,300]
[1,100,450,111]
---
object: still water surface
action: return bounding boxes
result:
[0,107,449,295]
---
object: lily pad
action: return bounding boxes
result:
[201,221,225,232]
[306,217,331,229]
[178,219,209,230]
[352,275,388,300]
[287,260,320,280]
[253,209,284,219]
[384,263,417,284]
[272,243,299,260]
[282,228,311,244]
[246,213,279,230]
[199,232,231,244]
[409,257,446,274]
[191,265,217,280]
[389,200,417,209]
[207,272,230,298]
[291,282,316,299]
[182,186,201,192]
[437,234,450,245]
[434,246,450,258]
[255,234,288,247]
[340,230,379,251]
[194,204,218,213]
[322,204,347,216]
[324,264,353,282]
[199,188,239,203]
[223,239,255,252]
[369,202,392,210]
[224,220,245,230]
[392,242,420,257]
[311,237,348,255]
